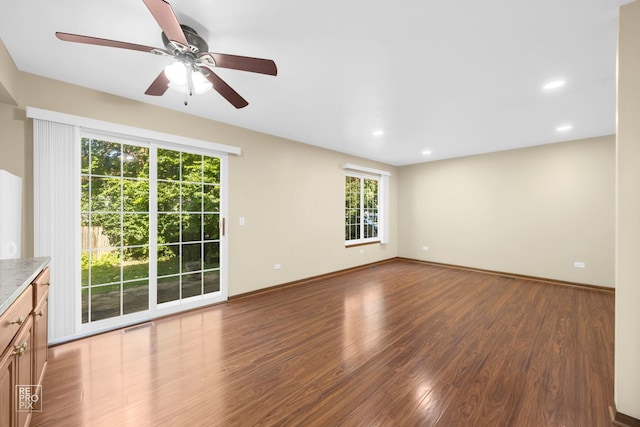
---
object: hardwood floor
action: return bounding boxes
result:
[30,260,615,426]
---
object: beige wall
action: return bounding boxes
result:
[616,0,640,419]
[0,39,20,104]
[0,49,397,296]
[0,40,32,256]
[229,133,397,294]
[398,136,615,287]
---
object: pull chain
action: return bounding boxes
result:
[184,65,194,106]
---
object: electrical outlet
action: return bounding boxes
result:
[239,217,245,226]
[574,261,586,268]
[422,246,429,251]
[359,249,365,254]
[274,263,281,270]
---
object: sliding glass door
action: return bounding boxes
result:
[156,148,222,306]
[80,134,226,330]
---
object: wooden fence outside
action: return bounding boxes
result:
[81,226,113,259]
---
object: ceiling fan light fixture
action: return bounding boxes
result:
[165,61,187,85]
[191,73,213,94]
[165,61,212,94]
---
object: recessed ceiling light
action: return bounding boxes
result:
[556,124,573,132]
[422,149,432,156]
[542,79,566,91]
[372,130,384,137]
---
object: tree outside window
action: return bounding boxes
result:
[345,174,379,244]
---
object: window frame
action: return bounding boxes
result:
[345,171,382,246]
[342,163,390,246]
[77,131,229,334]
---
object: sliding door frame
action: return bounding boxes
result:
[78,131,230,335]
[30,107,238,343]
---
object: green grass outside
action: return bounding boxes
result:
[82,257,220,293]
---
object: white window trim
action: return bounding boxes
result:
[342,163,391,177]
[26,107,241,156]
[345,171,381,246]
[342,163,390,245]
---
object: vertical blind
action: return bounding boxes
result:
[33,119,80,343]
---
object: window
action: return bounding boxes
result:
[156,148,221,306]
[81,138,151,322]
[345,173,381,245]
[80,135,225,327]
[343,163,390,246]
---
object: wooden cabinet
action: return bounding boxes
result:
[13,316,33,427]
[31,268,49,388]
[0,288,34,427]
[0,331,19,427]
[0,265,49,427]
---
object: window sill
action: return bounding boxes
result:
[345,240,381,248]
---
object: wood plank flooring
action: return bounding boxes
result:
[30,260,615,426]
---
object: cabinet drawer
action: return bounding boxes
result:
[0,286,33,350]
[33,267,50,304]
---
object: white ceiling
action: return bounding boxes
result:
[0,0,631,165]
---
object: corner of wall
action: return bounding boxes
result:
[615,0,640,420]
[0,38,21,106]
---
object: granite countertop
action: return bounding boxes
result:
[0,257,50,316]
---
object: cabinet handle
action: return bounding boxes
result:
[36,310,44,317]
[12,342,27,357]
[9,316,25,325]
[43,282,50,287]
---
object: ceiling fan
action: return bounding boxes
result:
[55,0,277,109]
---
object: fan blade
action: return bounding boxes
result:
[142,0,188,46]
[203,70,249,109]
[201,53,277,76]
[145,71,170,96]
[56,32,158,53]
